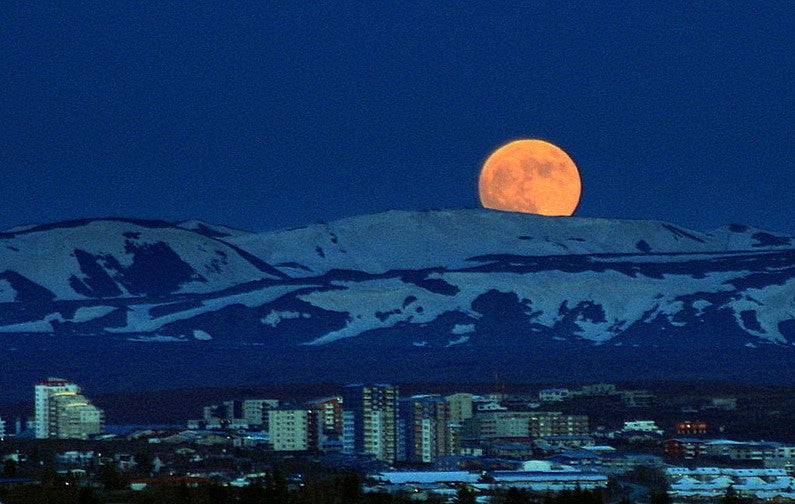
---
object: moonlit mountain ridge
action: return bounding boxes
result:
[0,209,792,401]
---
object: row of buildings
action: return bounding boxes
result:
[666,466,795,501]
[185,383,594,465]
[664,438,795,466]
[11,379,658,450]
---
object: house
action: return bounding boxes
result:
[538,389,571,402]
[114,453,137,471]
[620,390,654,408]
[621,420,663,435]
[675,420,707,436]
[130,476,212,491]
[368,470,481,499]
[488,461,608,492]
[537,435,595,450]
[578,383,617,396]
[56,450,96,465]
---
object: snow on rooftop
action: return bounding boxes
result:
[373,471,480,485]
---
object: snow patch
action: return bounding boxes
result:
[0,279,16,302]
[692,299,711,316]
[45,312,66,324]
[72,305,117,323]
[193,329,213,340]
[128,334,187,342]
[451,323,475,335]
[262,310,302,327]
[446,335,469,347]
[0,320,54,332]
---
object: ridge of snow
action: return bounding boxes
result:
[229,209,791,276]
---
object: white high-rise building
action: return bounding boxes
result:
[34,378,103,439]
[268,407,320,451]
[35,378,79,439]
[0,416,6,440]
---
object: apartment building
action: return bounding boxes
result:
[398,395,452,463]
[202,399,279,429]
[445,392,474,424]
[306,396,343,437]
[268,407,320,452]
[529,412,589,438]
[34,378,103,439]
[342,384,398,462]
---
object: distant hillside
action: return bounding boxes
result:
[0,209,793,402]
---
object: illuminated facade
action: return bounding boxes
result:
[268,407,320,452]
[34,378,103,439]
[306,396,343,436]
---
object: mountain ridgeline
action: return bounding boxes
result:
[1,210,793,401]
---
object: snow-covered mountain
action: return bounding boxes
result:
[1,210,793,400]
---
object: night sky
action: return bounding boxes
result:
[2,3,792,234]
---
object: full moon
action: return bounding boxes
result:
[478,139,581,216]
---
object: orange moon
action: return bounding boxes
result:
[478,139,581,216]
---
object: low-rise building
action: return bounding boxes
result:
[56,451,97,465]
[537,435,595,450]
[369,470,481,499]
[474,400,507,412]
[489,460,608,492]
[620,390,654,408]
[765,444,795,470]
[621,420,663,435]
[664,438,708,459]
[578,383,617,396]
[529,412,589,438]
[539,389,571,402]
[675,420,708,436]
[706,397,737,410]
[667,466,795,501]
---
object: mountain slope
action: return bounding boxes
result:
[0,210,793,400]
[230,210,784,276]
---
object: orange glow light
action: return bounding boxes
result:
[478,139,581,216]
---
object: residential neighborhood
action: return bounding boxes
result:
[1,379,794,503]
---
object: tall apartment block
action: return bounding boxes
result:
[342,384,398,463]
[445,392,474,424]
[268,407,321,451]
[305,396,343,438]
[34,378,104,439]
[398,395,452,463]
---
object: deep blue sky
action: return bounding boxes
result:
[2,3,792,234]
